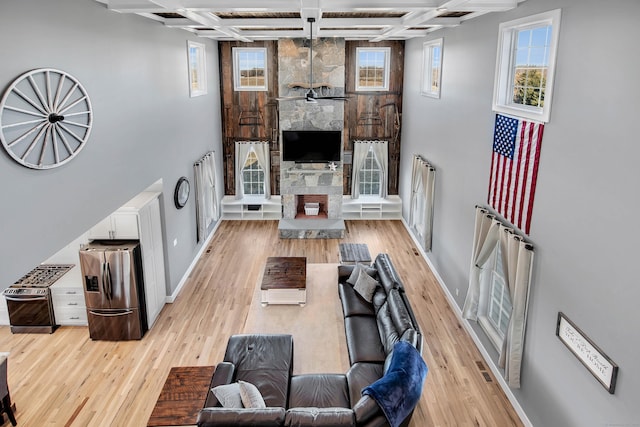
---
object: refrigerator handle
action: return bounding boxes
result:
[88,310,133,317]
[105,262,112,300]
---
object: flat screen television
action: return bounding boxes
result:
[282,130,342,163]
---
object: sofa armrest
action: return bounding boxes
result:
[204,362,236,407]
[197,407,286,427]
[352,395,383,425]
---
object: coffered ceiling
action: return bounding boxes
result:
[97,0,523,42]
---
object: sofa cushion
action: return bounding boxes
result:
[388,289,414,335]
[197,407,286,427]
[346,363,384,408]
[339,283,375,317]
[374,254,401,293]
[223,334,293,408]
[400,328,419,348]
[344,316,386,364]
[284,407,355,426]
[289,374,350,408]
[376,302,400,354]
[211,382,243,408]
[239,380,266,408]
[372,288,387,314]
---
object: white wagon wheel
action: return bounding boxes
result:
[0,68,93,169]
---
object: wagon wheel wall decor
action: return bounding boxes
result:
[0,68,93,169]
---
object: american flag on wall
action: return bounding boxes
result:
[488,114,544,235]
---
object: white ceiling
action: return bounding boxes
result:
[98,0,523,42]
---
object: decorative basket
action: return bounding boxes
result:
[304,202,320,216]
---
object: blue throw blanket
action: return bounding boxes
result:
[362,341,428,427]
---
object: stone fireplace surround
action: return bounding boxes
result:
[277,37,346,239]
[278,165,345,238]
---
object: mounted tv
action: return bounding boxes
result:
[282,130,342,163]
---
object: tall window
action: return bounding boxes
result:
[479,244,512,350]
[242,150,265,195]
[355,47,390,91]
[233,47,268,91]
[421,38,443,98]
[359,148,381,196]
[493,9,561,122]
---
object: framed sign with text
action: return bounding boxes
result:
[556,312,618,394]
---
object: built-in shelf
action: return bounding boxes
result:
[222,195,282,220]
[342,195,402,220]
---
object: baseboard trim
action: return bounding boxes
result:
[166,219,221,303]
[400,219,533,427]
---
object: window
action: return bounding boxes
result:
[358,148,382,196]
[355,47,390,91]
[492,9,561,123]
[233,47,268,91]
[421,38,443,98]
[478,243,512,350]
[242,150,265,195]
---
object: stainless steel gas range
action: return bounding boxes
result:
[3,264,74,333]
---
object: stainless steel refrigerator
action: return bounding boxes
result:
[79,240,148,340]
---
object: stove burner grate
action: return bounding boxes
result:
[13,264,74,287]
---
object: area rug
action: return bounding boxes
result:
[243,263,350,375]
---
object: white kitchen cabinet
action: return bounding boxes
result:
[88,211,139,239]
[50,265,87,326]
[51,287,87,325]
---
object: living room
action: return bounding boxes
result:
[0,1,638,426]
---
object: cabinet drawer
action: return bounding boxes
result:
[52,290,86,308]
[55,306,88,325]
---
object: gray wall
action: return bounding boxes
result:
[400,0,640,425]
[0,0,223,294]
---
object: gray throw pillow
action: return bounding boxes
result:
[238,380,266,408]
[346,264,362,285]
[211,382,243,408]
[353,267,379,303]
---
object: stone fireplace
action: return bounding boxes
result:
[277,37,346,239]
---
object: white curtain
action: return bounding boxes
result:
[194,151,219,242]
[462,206,534,388]
[409,155,436,252]
[351,140,388,199]
[235,141,271,199]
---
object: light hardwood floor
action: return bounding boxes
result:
[0,220,523,426]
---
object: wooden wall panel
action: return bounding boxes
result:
[219,41,279,195]
[344,40,404,195]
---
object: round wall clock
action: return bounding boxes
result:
[174,176,190,209]
[0,68,93,169]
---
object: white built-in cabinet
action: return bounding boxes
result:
[221,195,282,220]
[87,211,139,239]
[87,191,167,329]
[342,195,402,219]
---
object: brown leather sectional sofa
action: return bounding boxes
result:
[197,253,424,427]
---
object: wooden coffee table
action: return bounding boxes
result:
[261,257,307,306]
[147,365,215,427]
